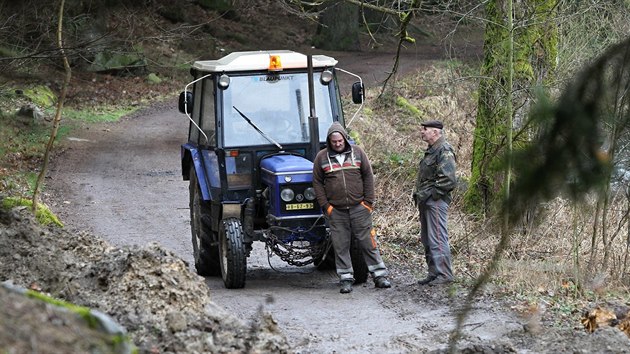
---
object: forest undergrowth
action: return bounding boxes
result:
[355,62,630,331]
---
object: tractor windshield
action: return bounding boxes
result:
[222,72,335,147]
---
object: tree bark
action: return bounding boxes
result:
[464,0,558,216]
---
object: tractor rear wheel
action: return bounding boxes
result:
[351,237,369,284]
[315,240,336,271]
[219,217,247,289]
[189,166,220,276]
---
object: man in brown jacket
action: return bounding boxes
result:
[312,122,391,293]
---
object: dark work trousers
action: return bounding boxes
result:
[419,198,453,280]
[328,203,388,282]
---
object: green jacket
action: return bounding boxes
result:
[414,136,457,205]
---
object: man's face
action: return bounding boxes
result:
[420,126,439,144]
[329,132,346,153]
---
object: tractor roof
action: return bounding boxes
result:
[192,50,338,73]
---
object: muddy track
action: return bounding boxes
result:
[45,48,542,353]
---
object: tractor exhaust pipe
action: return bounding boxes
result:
[307,55,320,162]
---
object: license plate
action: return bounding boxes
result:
[285,203,313,211]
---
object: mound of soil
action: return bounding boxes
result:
[0,200,289,353]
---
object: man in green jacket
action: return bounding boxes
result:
[313,122,391,294]
[413,120,457,286]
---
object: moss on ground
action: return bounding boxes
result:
[2,197,63,227]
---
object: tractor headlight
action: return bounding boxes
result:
[304,187,316,201]
[280,188,295,202]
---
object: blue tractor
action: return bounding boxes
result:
[178,50,366,288]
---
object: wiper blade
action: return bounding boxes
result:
[232,106,283,150]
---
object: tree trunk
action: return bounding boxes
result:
[313,1,361,51]
[464,0,558,216]
[32,0,71,213]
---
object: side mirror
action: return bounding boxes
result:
[178,91,193,114]
[351,82,364,104]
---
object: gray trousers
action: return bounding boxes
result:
[328,204,388,282]
[419,198,453,280]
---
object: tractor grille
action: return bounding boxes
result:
[280,183,319,213]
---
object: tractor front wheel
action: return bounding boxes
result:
[219,217,247,289]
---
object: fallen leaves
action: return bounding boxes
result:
[582,307,617,332]
[581,304,630,338]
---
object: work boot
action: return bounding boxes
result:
[374,276,391,289]
[417,275,437,286]
[340,280,353,294]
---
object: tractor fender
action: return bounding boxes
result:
[181,143,214,202]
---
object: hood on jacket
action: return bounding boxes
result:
[326,122,350,152]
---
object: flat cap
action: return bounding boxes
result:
[421,120,443,129]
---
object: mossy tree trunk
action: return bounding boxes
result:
[464,0,558,216]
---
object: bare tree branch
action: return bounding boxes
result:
[379,0,419,97]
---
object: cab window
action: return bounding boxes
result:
[189,78,216,146]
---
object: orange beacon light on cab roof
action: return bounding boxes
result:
[268,55,282,71]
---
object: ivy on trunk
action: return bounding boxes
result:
[464,0,558,216]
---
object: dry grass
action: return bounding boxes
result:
[348,61,630,317]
